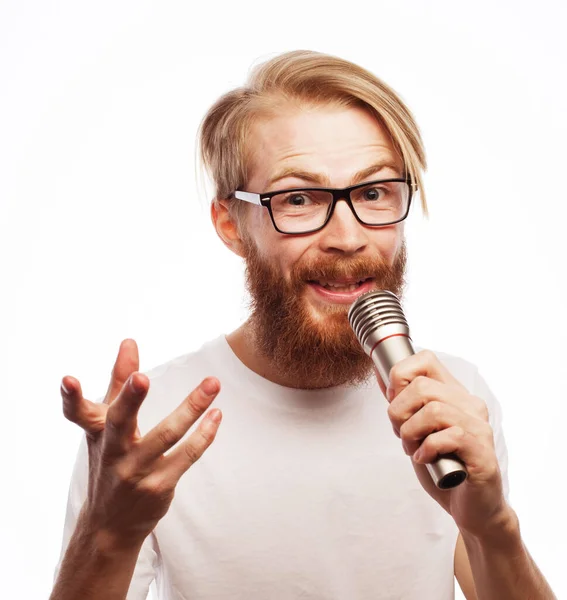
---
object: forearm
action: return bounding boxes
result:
[50,513,144,600]
[461,508,556,600]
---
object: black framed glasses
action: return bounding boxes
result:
[233,178,414,235]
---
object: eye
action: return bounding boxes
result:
[288,194,309,206]
[271,190,327,213]
[363,187,383,201]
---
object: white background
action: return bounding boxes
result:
[1,1,565,598]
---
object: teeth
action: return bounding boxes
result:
[318,281,364,292]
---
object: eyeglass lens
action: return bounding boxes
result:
[269,181,410,233]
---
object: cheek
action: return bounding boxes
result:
[244,208,289,265]
[252,227,310,280]
[244,207,272,248]
[266,241,309,279]
[371,226,403,263]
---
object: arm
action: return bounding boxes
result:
[51,339,222,599]
[460,508,557,600]
[454,533,478,600]
[50,508,144,600]
[384,352,557,599]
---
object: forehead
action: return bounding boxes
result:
[246,104,402,190]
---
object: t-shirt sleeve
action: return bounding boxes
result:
[53,435,159,600]
[470,368,511,505]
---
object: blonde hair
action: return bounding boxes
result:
[198,50,428,227]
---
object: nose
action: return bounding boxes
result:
[318,198,369,254]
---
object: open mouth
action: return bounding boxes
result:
[307,277,374,292]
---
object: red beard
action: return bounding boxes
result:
[243,240,408,389]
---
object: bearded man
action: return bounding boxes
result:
[51,51,556,600]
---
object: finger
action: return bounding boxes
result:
[61,376,107,434]
[163,407,222,481]
[103,339,140,405]
[134,377,220,465]
[387,349,463,401]
[387,377,473,435]
[399,402,490,456]
[104,372,150,451]
[412,426,497,478]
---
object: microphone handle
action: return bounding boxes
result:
[372,334,468,490]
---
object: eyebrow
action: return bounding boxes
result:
[265,160,402,189]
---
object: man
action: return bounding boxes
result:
[51,51,556,599]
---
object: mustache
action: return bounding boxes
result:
[290,256,392,287]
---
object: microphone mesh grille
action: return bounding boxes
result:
[348,290,409,350]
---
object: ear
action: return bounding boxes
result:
[211,199,246,258]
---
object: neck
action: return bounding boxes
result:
[225,321,307,388]
[226,320,373,390]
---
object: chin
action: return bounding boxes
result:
[304,294,350,323]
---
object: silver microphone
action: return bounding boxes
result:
[348,290,468,490]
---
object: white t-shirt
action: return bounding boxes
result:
[55,335,510,599]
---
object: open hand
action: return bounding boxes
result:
[60,339,222,549]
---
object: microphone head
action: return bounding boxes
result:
[348,290,411,356]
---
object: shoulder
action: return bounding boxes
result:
[143,334,226,383]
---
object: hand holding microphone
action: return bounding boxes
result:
[348,290,468,489]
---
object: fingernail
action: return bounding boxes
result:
[208,409,222,423]
[413,448,423,462]
[61,380,70,395]
[202,378,219,396]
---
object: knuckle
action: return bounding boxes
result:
[112,462,137,487]
[386,403,398,422]
[157,426,179,449]
[486,463,501,481]
[476,398,490,422]
[113,463,129,483]
[186,390,209,416]
[183,442,201,465]
[426,400,443,418]
[387,408,402,431]
[136,475,174,501]
[389,363,402,384]
[482,422,496,443]
[417,439,429,456]
[416,349,437,367]
[451,426,466,440]
[185,397,203,418]
[413,375,430,393]
[422,349,437,363]
[197,423,216,444]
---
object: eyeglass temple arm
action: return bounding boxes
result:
[233,191,262,206]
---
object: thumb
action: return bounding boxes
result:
[61,376,108,434]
